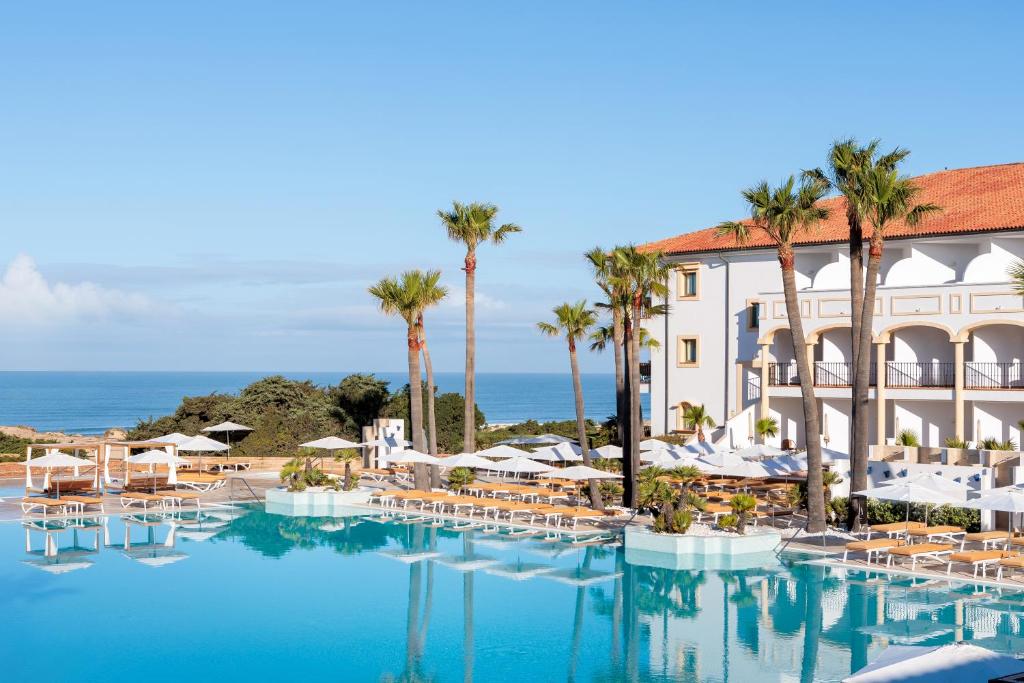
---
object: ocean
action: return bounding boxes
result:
[0,371,648,435]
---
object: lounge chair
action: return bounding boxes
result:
[946,549,1018,578]
[865,521,926,540]
[885,543,955,571]
[59,494,105,514]
[996,556,1024,581]
[20,497,70,518]
[964,531,1014,550]
[555,507,606,530]
[120,492,165,511]
[843,537,907,563]
[155,491,202,509]
[907,525,967,549]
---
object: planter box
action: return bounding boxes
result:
[265,486,376,517]
[623,525,781,571]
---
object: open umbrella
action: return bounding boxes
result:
[853,475,967,524]
[144,433,193,446]
[592,444,623,459]
[437,453,499,470]
[201,421,253,456]
[496,434,576,446]
[699,452,745,469]
[177,435,229,474]
[538,465,623,480]
[475,444,528,459]
[126,449,190,490]
[492,456,555,475]
[843,642,1024,682]
[531,443,583,462]
[18,451,94,497]
[963,484,1024,549]
[733,444,787,460]
[639,439,670,451]
[715,460,771,479]
[383,450,441,466]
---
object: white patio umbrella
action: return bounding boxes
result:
[639,439,670,451]
[733,444,787,460]
[177,435,229,474]
[384,450,441,466]
[492,456,555,475]
[592,444,623,459]
[699,452,746,469]
[538,465,623,480]
[843,642,1024,682]
[475,444,528,459]
[763,454,807,475]
[853,478,967,524]
[963,484,1024,548]
[126,449,190,489]
[715,460,771,479]
[144,432,193,446]
[202,420,253,456]
[19,452,95,496]
[437,453,500,470]
[300,436,361,450]
[497,434,576,446]
[531,443,583,462]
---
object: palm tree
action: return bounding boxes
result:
[586,247,629,446]
[1010,260,1024,294]
[439,201,521,453]
[410,270,448,487]
[682,403,716,443]
[609,246,670,509]
[717,176,830,532]
[756,416,779,442]
[368,271,431,490]
[806,140,938,531]
[538,300,605,510]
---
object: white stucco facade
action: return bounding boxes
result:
[643,230,1024,454]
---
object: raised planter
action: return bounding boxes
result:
[623,525,782,570]
[265,486,376,517]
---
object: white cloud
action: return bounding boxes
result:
[0,254,155,324]
[443,285,507,311]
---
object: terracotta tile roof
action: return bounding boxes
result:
[642,163,1024,255]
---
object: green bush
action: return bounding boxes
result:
[652,506,692,534]
[717,514,738,531]
[896,429,920,447]
[944,437,969,448]
[447,466,475,490]
[866,499,981,532]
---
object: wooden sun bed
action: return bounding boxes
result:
[865,521,926,540]
[120,492,165,511]
[907,525,966,548]
[59,495,105,513]
[843,538,906,563]
[964,531,1015,550]
[946,550,1018,578]
[21,497,70,518]
[155,491,202,509]
[885,543,955,571]
[997,556,1024,581]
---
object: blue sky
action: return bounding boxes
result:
[1,2,1021,372]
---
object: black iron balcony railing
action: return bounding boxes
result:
[965,362,1024,389]
[885,361,955,388]
[768,362,800,386]
[639,361,651,384]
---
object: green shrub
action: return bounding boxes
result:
[944,437,968,448]
[896,429,920,447]
[730,493,757,535]
[828,496,849,525]
[866,499,981,532]
[717,514,739,531]
[447,466,475,490]
[652,505,692,534]
[979,437,1017,451]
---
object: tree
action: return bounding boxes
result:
[609,246,670,509]
[1010,260,1024,295]
[369,271,433,490]
[681,403,715,442]
[717,176,830,533]
[756,416,779,442]
[729,493,757,535]
[538,300,605,510]
[337,449,362,490]
[408,270,448,487]
[438,201,521,452]
[586,247,629,447]
[329,373,391,436]
[806,140,939,531]
[385,385,485,455]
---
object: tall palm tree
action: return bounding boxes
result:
[368,271,431,490]
[1010,260,1024,295]
[717,176,830,532]
[411,270,448,488]
[805,140,936,530]
[439,201,521,453]
[586,247,629,446]
[610,246,670,509]
[538,300,605,510]
[682,403,715,442]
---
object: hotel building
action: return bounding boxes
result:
[641,163,1024,457]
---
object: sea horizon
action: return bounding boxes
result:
[0,370,646,435]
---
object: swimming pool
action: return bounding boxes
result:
[3,500,1023,682]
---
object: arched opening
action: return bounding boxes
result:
[883,324,955,388]
[964,322,1024,389]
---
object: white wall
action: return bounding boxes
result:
[811,252,849,290]
[972,401,1023,445]
[972,325,1024,363]
[890,327,952,363]
[963,238,1024,283]
[767,397,805,448]
[893,400,954,447]
[819,329,851,362]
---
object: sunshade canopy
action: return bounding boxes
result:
[496,434,576,446]
[177,435,230,452]
[733,444,787,460]
[700,452,745,468]
[714,460,771,478]
[475,444,528,459]
[639,439,670,451]
[384,450,441,465]
[843,642,1024,682]
[20,452,94,468]
[539,465,623,480]
[300,436,361,450]
[202,421,253,432]
[964,484,1024,512]
[530,443,583,462]
[491,456,555,474]
[852,482,965,506]
[592,444,623,459]
[126,450,190,466]
[437,453,499,469]
[145,433,193,446]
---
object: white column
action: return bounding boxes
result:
[875,340,887,448]
[758,343,770,436]
[954,340,965,440]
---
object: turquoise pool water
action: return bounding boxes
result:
[2,499,1023,682]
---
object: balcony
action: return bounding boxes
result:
[763,361,1017,389]
[768,361,875,388]
[965,362,1024,389]
[885,362,955,388]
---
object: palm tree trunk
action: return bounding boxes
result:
[462,534,474,683]
[463,248,477,453]
[612,305,627,445]
[848,217,867,530]
[851,236,884,525]
[799,565,824,683]
[622,311,639,509]
[419,318,442,488]
[407,323,429,491]
[570,338,604,510]
[779,246,825,533]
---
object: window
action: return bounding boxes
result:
[676,264,700,300]
[746,300,763,330]
[675,401,694,432]
[677,335,699,367]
